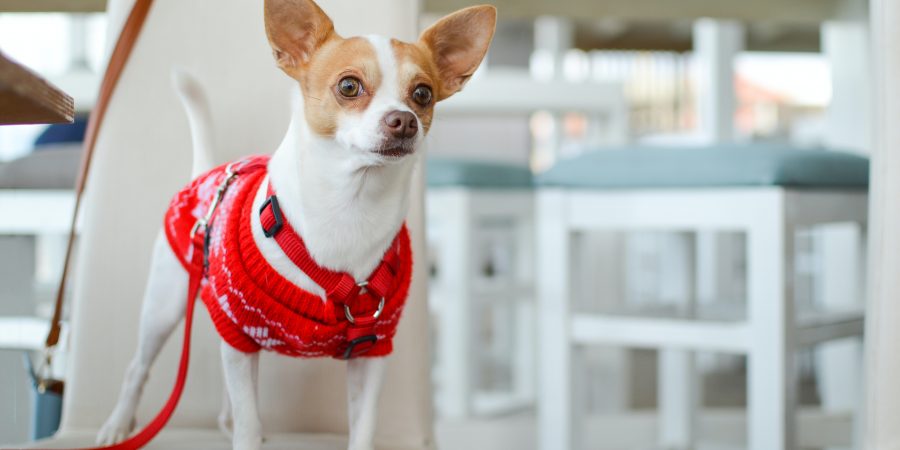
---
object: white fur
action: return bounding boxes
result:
[98,36,418,450]
[96,234,189,445]
[334,36,421,159]
[171,68,215,177]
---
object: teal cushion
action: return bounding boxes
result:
[536,144,869,189]
[427,158,533,189]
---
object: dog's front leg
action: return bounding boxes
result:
[221,343,262,450]
[97,236,189,445]
[346,357,387,450]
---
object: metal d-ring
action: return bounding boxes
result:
[344,296,385,324]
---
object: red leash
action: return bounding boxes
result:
[100,235,206,450]
[96,238,206,450]
[44,161,260,450]
[20,236,203,450]
[31,161,245,449]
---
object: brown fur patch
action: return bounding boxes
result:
[391,39,441,133]
[295,37,381,137]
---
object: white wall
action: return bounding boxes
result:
[427,116,532,165]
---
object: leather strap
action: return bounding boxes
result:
[45,0,155,350]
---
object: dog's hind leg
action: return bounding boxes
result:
[346,357,387,450]
[221,342,262,450]
[96,233,189,445]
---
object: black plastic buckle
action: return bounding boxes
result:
[202,226,212,269]
[259,195,284,238]
[341,335,377,360]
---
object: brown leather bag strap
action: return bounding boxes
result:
[45,0,155,350]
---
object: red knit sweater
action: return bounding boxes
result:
[164,155,413,358]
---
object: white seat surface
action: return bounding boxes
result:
[23,429,419,450]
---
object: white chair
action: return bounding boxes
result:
[535,144,868,450]
[8,1,433,448]
[426,158,535,419]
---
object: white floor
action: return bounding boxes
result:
[9,407,853,449]
[435,408,853,450]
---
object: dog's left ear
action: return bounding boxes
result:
[419,5,497,101]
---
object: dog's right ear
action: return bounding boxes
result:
[264,0,335,73]
[419,5,496,101]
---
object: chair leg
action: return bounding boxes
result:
[659,232,699,449]
[537,190,577,450]
[659,350,698,449]
[747,214,796,450]
[438,192,473,419]
[514,298,536,406]
[816,223,864,450]
[514,206,536,408]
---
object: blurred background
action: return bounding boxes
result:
[0,0,875,449]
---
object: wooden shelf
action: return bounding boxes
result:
[0,52,75,125]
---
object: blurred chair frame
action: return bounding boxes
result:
[427,188,535,418]
[537,186,866,450]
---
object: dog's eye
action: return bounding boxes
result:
[338,77,362,97]
[412,85,432,106]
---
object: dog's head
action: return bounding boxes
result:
[264,0,496,164]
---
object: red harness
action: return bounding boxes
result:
[165,155,413,359]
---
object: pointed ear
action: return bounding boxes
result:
[419,5,497,101]
[264,0,336,72]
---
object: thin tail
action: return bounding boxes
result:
[171,68,215,178]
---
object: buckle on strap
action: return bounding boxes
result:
[341,314,379,359]
[341,335,377,360]
[259,195,284,238]
[202,226,212,268]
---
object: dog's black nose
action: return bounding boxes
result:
[383,111,418,139]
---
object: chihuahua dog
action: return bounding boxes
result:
[96,1,496,449]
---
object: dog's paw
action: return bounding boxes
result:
[95,414,136,445]
[217,408,233,439]
[232,436,263,450]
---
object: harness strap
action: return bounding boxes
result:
[45,0,155,364]
[258,182,402,306]
[258,181,403,358]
